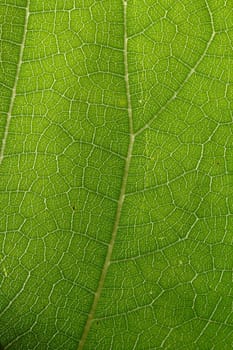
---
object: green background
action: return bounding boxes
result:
[1,0,233,349]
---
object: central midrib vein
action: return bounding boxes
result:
[0,0,30,166]
[77,1,135,348]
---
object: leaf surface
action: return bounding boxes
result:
[1,0,233,349]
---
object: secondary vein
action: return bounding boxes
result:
[0,0,30,166]
[77,1,134,348]
[135,0,216,137]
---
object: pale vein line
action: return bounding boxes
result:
[135,0,216,137]
[194,297,222,344]
[77,1,134,348]
[0,0,30,166]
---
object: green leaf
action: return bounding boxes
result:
[1,0,233,349]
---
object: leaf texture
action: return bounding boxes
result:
[1,0,233,349]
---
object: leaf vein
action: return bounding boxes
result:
[77,1,135,348]
[0,0,30,166]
